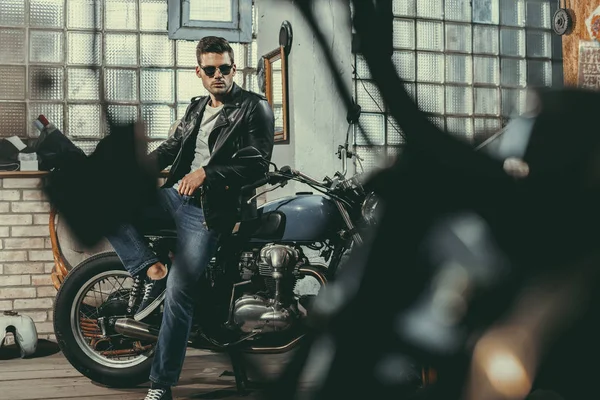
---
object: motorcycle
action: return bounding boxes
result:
[51,130,379,392]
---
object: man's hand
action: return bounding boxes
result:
[178,167,206,196]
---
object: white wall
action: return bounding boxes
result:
[256,0,353,201]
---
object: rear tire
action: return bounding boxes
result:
[53,252,153,387]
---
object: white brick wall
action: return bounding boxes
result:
[1,174,264,343]
[0,177,56,340]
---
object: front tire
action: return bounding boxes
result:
[53,252,154,387]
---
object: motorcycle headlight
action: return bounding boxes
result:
[361,192,381,225]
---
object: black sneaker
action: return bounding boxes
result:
[144,387,172,400]
[134,276,167,321]
[127,274,144,315]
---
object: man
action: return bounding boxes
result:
[106,36,274,400]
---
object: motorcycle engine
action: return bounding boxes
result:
[230,244,300,333]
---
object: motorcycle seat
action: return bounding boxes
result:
[139,212,286,240]
[237,211,286,240]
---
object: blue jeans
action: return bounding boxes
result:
[106,187,219,386]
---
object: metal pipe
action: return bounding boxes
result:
[226,281,252,327]
[245,334,306,354]
[334,199,363,245]
[114,318,159,342]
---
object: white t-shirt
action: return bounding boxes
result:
[173,102,224,191]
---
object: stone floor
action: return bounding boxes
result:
[0,340,304,400]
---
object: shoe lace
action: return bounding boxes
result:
[144,388,166,400]
[142,281,155,303]
[127,275,143,311]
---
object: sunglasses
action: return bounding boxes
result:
[200,64,233,77]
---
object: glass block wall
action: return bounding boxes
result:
[353,0,563,172]
[0,0,258,153]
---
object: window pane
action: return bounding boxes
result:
[416,20,443,51]
[67,32,101,65]
[500,0,525,27]
[473,25,499,55]
[105,69,138,101]
[501,58,526,87]
[0,66,26,100]
[68,104,102,137]
[140,0,168,31]
[429,115,445,130]
[0,103,26,137]
[0,0,26,26]
[67,0,102,29]
[354,146,388,172]
[417,52,444,83]
[500,28,525,57]
[177,40,198,67]
[190,0,232,22]
[71,140,99,155]
[474,118,501,136]
[0,29,26,63]
[388,117,406,145]
[445,0,471,22]
[392,51,416,81]
[141,69,174,103]
[141,34,174,67]
[445,23,471,53]
[177,103,191,120]
[446,54,472,84]
[246,39,258,69]
[354,113,385,146]
[355,54,371,80]
[105,33,138,66]
[393,19,415,50]
[107,105,138,130]
[30,30,63,63]
[527,60,552,87]
[526,1,551,29]
[177,69,207,101]
[447,117,474,142]
[474,56,499,85]
[526,31,551,58]
[105,0,137,30]
[501,88,526,117]
[30,0,64,28]
[417,1,442,19]
[29,103,63,136]
[30,67,63,100]
[229,43,246,69]
[473,0,499,24]
[393,0,415,17]
[417,84,444,114]
[445,86,473,115]
[474,87,499,115]
[68,68,100,100]
[356,80,385,113]
[142,105,175,138]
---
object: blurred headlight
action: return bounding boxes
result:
[361,192,380,224]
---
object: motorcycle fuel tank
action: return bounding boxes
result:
[253,193,343,243]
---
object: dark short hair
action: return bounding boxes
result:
[196,36,235,65]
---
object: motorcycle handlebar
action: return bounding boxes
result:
[241,175,271,194]
[241,172,290,194]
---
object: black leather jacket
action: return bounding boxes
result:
[151,83,275,233]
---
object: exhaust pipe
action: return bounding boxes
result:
[114,318,158,341]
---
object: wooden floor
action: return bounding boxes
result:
[0,340,307,400]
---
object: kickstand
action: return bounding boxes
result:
[229,350,249,396]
